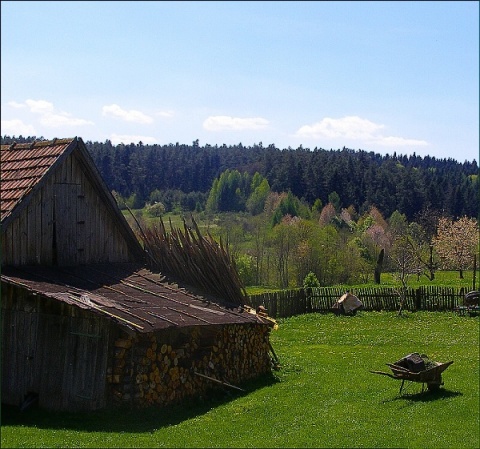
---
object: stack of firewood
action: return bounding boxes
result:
[107,324,272,407]
[130,212,249,306]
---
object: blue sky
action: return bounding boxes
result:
[1,1,478,162]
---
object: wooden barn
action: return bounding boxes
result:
[1,137,275,411]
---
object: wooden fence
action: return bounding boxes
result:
[249,286,471,318]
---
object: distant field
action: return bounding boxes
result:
[2,311,478,448]
[246,270,477,295]
[337,269,476,289]
[122,210,216,231]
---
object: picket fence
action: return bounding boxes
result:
[248,286,471,318]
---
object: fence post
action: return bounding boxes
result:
[305,288,312,313]
[473,254,477,291]
[415,288,422,311]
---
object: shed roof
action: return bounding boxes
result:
[1,263,267,332]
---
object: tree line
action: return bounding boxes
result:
[2,135,478,221]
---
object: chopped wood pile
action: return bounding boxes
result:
[107,324,272,407]
[132,212,249,306]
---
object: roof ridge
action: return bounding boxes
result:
[1,137,76,151]
[31,137,75,147]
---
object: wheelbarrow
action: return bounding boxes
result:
[370,353,454,394]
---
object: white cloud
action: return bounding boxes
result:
[8,99,94,128]
[102,104,154,124]
[8,101,26,109]
[203,115,269,131]
[1,119,36,136]
[371,135,428,147]
[39,113,93,127]
[25,99,55,114]
[297,116,384,140]
[295,115,428,147]
[110,134,158,145]
[155,110,175,118]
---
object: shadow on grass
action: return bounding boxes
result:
[1,372,280,433]
[382,388,463,405]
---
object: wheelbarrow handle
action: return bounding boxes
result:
[369,370,398,379]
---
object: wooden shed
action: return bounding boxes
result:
[1,138,274,411]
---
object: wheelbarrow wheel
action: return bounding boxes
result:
[427,380,442,391]
[427,372,444,392]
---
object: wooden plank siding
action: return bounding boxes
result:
[1,151,137,266]
[40,182,54,265]
[249,286,470,318]
[64,314,110,409]
[26,190,39,264]
[1,283,111,411]
[2,221,13,265]
[54,183,81,266]
[18,203,28,265]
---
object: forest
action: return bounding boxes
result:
[87,139,478,221]
[2,135,478,221]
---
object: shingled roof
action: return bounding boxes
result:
[1,263,267,332]
[0,138,73,223]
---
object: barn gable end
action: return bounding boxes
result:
[1,137,143,266]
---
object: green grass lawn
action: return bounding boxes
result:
[2,311,478,448]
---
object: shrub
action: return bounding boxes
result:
[236,254,257,286]
[146,202,166,217]
[303,271,320,290]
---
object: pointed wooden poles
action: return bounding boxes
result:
[136,215,249,306]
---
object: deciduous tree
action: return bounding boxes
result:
[432,216,479,279]
[388,230,423,316]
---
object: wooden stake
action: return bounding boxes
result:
[194,371,245,392]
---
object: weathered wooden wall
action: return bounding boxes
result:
[1,151,136,266]
[1,283,111,411]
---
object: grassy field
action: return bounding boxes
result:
[246,270,477,295]
[2,311,478,448]
[341,270,477,289]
